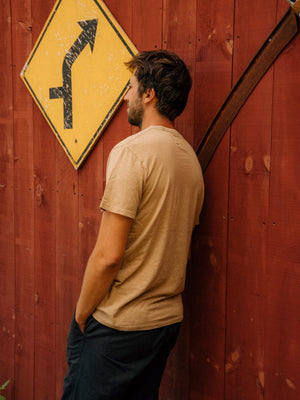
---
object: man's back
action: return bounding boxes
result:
[96,125,204,330]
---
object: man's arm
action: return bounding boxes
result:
[75,210,132,332]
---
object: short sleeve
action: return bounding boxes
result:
[100,145,145,219]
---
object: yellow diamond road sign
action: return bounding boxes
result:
[21,0,137,169]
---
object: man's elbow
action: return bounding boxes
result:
[104,254,123,269]
[90,252,123,272]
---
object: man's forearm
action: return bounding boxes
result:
[75,254,121,330]
[74,210,132,332]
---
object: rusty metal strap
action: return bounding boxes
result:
[196,8,299,172]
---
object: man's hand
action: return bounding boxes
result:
[75,312,86,333]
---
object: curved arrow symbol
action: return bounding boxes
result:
[49,19,98,129]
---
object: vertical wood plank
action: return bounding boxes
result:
[132,0,162,51]
[264,2,300,398]
[31,0,57,398]
[191,0,234,398]
[0,0,15,398]
[225,0,277,398]
[55,149,79,399]
[11,0,35,398]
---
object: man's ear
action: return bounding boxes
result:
[143,88,156,104]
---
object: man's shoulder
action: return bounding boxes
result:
[111,130,144,152]
[111,127,159,157]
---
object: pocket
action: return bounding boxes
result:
[83,314,104,337]
[66,313,85,365]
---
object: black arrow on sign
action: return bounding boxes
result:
[49,19,98,129]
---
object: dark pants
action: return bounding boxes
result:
[61,313,180,400]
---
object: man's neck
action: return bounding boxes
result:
[140,111,174,131]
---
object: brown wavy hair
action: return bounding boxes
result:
[125,50,192,121]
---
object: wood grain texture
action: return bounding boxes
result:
[55,150,80,398]
[264,2,300,398]
[132,0,163,51]
[0,1,15,398]
[190,0,234,399]
[11,0,35,397]
[225,0,277,398]
[31,1,57,398]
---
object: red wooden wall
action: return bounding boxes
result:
[1,0,299,398]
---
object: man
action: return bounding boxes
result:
[62,50,204,400]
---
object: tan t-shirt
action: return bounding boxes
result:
[94,125,204,330]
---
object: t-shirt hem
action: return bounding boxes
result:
[92,313,183,332]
